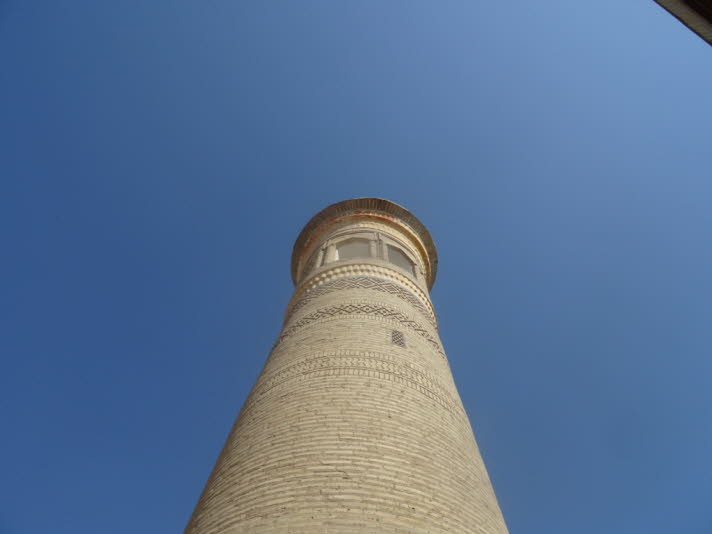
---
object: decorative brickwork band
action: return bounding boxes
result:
[247,350,467,421]
[285,275,437,328]
[298,261,435,315]
[276,302,444,356]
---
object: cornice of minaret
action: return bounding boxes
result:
[291,197,438,290]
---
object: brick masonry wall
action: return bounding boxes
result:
[184,214,509,534]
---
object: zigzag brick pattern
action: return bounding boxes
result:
[285,276,437,328]
[275,301,444,357]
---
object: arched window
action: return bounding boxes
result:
[387,245,415,275]
[335,238,371,261]
[303,248,323,273]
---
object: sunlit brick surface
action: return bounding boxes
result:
[184,199,508,533]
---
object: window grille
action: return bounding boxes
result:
[391,330,406,347]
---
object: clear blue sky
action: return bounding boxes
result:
[2,2,711,533]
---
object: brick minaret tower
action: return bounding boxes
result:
[185,198,508,533]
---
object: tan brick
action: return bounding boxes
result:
[185,198,508,534]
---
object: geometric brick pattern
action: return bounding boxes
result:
[276,302,444,356]
[391,330,406,347]
[248,350,464,418]
[286,275,437,328]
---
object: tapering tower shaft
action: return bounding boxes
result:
[185,198,508,533]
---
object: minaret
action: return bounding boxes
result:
[185,198,508,533]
